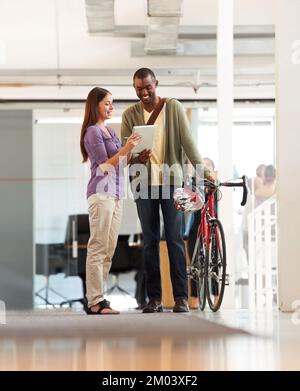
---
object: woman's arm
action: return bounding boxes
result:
[121,111,151,164]
[99,133,140,171]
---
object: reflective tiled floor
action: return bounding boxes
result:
[0,309,299,371]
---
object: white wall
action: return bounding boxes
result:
[275,0,300,311]
[33,109,140,244]
[33,120,88,243]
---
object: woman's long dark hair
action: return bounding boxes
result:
[80,87,111,162]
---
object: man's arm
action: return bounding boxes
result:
[175,101,211,179]
[121,111,133,145]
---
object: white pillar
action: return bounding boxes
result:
[276,0,300,311]
[188,107,199,141]
[217,0,235,308]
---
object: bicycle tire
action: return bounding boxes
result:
[193,235,206,311]
[206,218,227,312]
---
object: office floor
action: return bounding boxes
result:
[0,307,299,371]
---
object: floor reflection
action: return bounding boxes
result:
[0,334,277,371]
[0,310,299,371]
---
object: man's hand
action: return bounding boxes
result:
[206,174,215,184]
[138,149,152,163]
[206,174,216,193]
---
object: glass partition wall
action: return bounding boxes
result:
[33,108,141,309]
[33,109,89,308]
[32,103,276,310]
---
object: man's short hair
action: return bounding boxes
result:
[133,68,156,82]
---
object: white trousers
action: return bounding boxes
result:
[86,193,123,307]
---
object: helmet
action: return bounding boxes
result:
[173,187,204,212]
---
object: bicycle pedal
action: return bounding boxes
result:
[225,274,230,285]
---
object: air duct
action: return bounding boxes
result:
[147,0,183,17]
[85,0,115,33]
[145,0,183,54]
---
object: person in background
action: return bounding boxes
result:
[242,163,274,260]
[251,163,266,193]
[255,164,276,207]
[203,158,217,181]
[80,87,141,315]
[121,68,214,313]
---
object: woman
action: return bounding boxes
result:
[80,87,140,314]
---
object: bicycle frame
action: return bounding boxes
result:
[190,175,248,270]
[197,192,216,251]
[190,193,213,269]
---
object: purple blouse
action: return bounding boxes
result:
[84,124,124,199]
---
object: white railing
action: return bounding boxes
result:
[248,195,277,310]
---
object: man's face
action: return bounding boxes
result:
[133,75,158,105]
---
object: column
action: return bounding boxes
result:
[217,0,235,308]
[276,0,300,311]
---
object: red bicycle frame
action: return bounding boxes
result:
[195,175,248,255]
[197,192,220,251]
[196,193,212,247]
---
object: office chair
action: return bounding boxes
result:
[108,234,147,309]
[35,243,69,306]
[107,235,138,297]
[60,214,88,307]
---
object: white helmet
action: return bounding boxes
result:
[173,187,204,212]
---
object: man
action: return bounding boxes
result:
[121,68,212,313]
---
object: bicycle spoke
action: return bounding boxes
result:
[190,235,206,311]
[206,219,227,312]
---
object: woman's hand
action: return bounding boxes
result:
[124,133,141,152]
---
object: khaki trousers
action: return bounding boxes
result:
[86,193,123,307]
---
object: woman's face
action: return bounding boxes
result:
[98,94,113,121]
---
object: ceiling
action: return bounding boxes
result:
[0,0,276,101]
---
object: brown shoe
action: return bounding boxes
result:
[142,298,163,313]
[173,297,189,313]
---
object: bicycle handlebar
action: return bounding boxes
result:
[202,175,248,206]
[220,175,248,206]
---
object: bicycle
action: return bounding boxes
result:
[174,176,248,312]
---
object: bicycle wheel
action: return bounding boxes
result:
[206,219,226,312]
[191,235,206,311]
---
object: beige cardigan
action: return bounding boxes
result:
[121,98,210,188]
